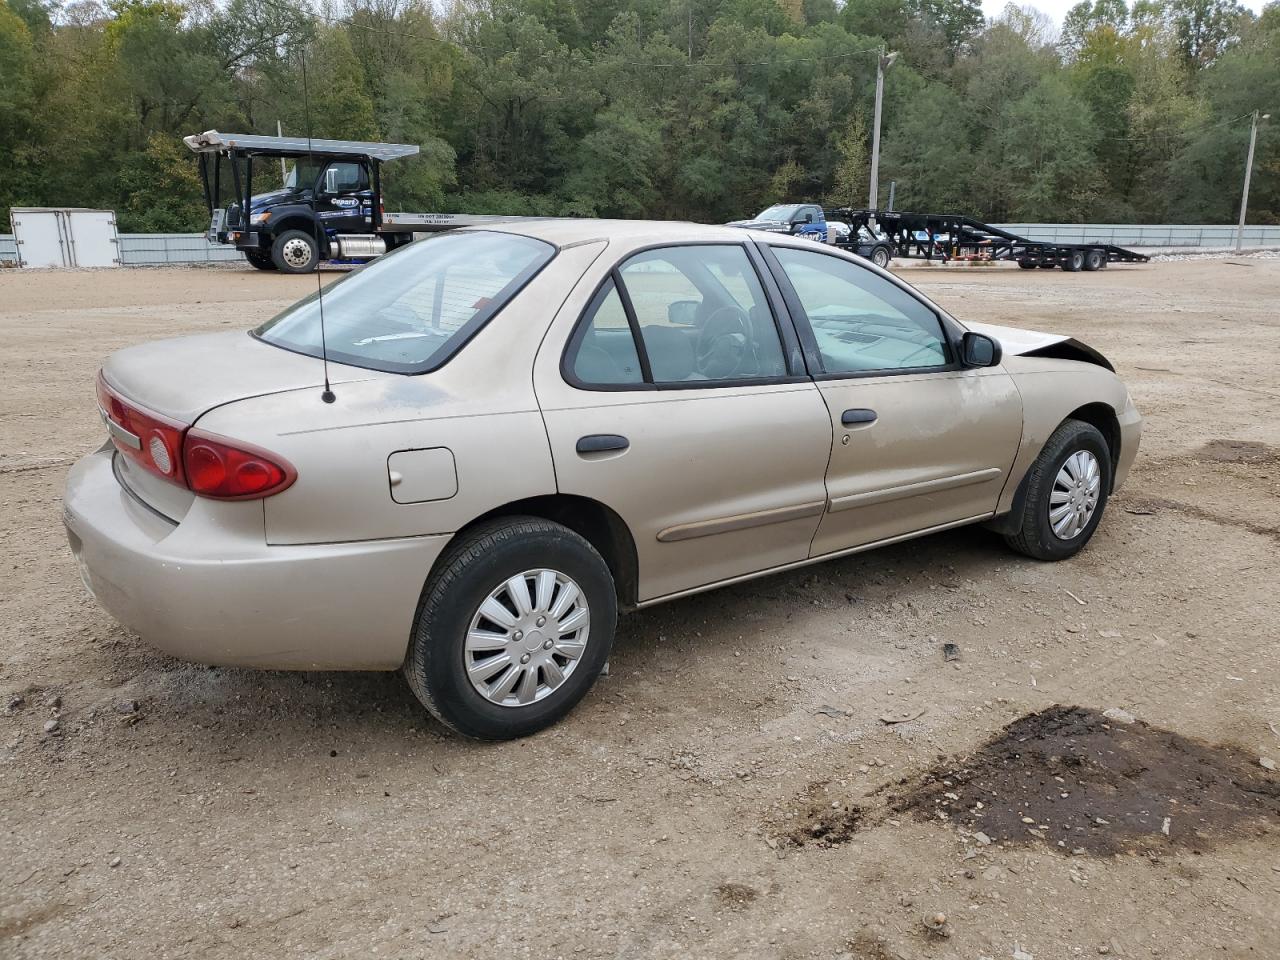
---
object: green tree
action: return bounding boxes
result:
[119,131,208,231]
[1165,0,1250,68]
[306,27,379,140]
[0,0,38,229]
[827,109,870,209]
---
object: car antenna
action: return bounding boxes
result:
[300,51,336,404]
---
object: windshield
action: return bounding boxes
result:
[757,204,801,222]
[282,158,327,192]
[254,231,556,374]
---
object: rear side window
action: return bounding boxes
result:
[255,231,554,374]
[564,244,788,387]
[570,280,644,385]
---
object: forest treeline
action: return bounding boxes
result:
[0,0,1276,232]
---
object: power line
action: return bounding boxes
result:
[1102,111,1255,142]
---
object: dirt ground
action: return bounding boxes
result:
[1,257,1278,960]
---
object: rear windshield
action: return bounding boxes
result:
[254,231,555,374]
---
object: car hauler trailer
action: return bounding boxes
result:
[183,131,518,273]
[831,208,1149,271]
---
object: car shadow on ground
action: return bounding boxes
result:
[58,526,1015,760]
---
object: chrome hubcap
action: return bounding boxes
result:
[1049,450,1101,540]
[464,569,590,707]
[281,237,313,268]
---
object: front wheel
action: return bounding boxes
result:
[244,250,277,271]
[404,517,617,739]
[271,229,319,273]
[1004,419,1112,561]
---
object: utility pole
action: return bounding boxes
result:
[278,120,288,186]
[868,49,898,229]
[1236,110,1269,253]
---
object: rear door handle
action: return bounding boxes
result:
[841,408,878,426]
[576,434,629,455]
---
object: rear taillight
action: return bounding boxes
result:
[97,372,187,485]
[97,370,295,501]
[182,431,296,500]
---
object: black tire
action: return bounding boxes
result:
[1017,260,1038,269]
[1004,419,1112,561]
[870,246,891,268]
[404,517,617,740]
[1038,263,1057,269]
[1083,249,1105,271]
[244,250,277,271]
[1062,250,1085,272]
[271,229,319,273]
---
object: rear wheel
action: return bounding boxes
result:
[1083,249,1106,271]
[1017,260,1038,269]
[244,250,277,271]
[404,517,617,740]
[870,246,891,268]
[1004,419,1112,561]
[271,229,319,273]
[1038,262,1057,269]
[1062,250,1085,272]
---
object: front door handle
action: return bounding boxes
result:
[841,408,878,426]
[576,434,629,455]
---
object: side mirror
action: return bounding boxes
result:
[961,332,1002,368]
[667,300,699,325]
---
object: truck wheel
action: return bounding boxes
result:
[1017,260,1038,269]
[244,250,277,271]
[1038,263,1057,269]
[1083,249,1105,271]
[870,246,891,268]
[1063,251,1085,272]
[272,230,319,273]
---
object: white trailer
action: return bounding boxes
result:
[9,208,121,269]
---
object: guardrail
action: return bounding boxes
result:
[3,223,1279,266]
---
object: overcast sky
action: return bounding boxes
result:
[979,0,1270,25]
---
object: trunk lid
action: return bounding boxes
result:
[101,330,368,423]
[99,331,370,521]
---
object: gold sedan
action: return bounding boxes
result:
[65,220,1140,738]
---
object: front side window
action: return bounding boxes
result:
[324,161,368,193]
[256,231,554,374]
[772,246,950,374]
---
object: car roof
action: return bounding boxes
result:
[467,218,773,247]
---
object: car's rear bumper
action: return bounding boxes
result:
[63,445,448,670]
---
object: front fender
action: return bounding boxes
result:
[994,357,1141,518]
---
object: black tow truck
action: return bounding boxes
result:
[183,130,506,273]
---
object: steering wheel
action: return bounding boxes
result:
[695,305,752,379]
